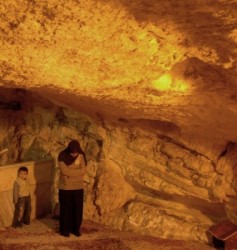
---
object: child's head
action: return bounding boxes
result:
[18,166,28,180]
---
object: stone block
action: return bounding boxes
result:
[0,160,54,227]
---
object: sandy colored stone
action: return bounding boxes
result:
[0,0,237,247]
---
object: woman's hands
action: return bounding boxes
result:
[74,156,80,165]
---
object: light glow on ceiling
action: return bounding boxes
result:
[153,74,188,92]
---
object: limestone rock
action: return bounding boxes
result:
[0,0,237,246]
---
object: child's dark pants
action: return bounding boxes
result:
[13,196,31,227]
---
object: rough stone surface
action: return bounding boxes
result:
[0,0,237,247]
[0,217,215,250]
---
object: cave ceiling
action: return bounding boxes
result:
[0,0,237,152]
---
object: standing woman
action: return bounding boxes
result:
[58,140,87,237]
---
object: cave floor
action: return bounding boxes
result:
[0,216,215,250]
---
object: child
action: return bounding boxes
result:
[12,166,31,228]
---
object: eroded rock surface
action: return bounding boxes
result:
[0,0,237,246]
[0,89,237,245]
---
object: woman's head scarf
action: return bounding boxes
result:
[58,140,87,166]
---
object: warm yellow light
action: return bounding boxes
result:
[152,74,188,92]
[153,74,172,91]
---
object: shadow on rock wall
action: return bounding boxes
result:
[115,0,237,66]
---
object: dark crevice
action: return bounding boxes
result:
[92,171,102,217]
[158,133,216,170]
[217,141,236,161]
[0,101,22,111]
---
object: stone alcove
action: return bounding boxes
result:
[1,86,237,245]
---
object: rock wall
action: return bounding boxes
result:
[88,121,237,243]
[1,88,237,244]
